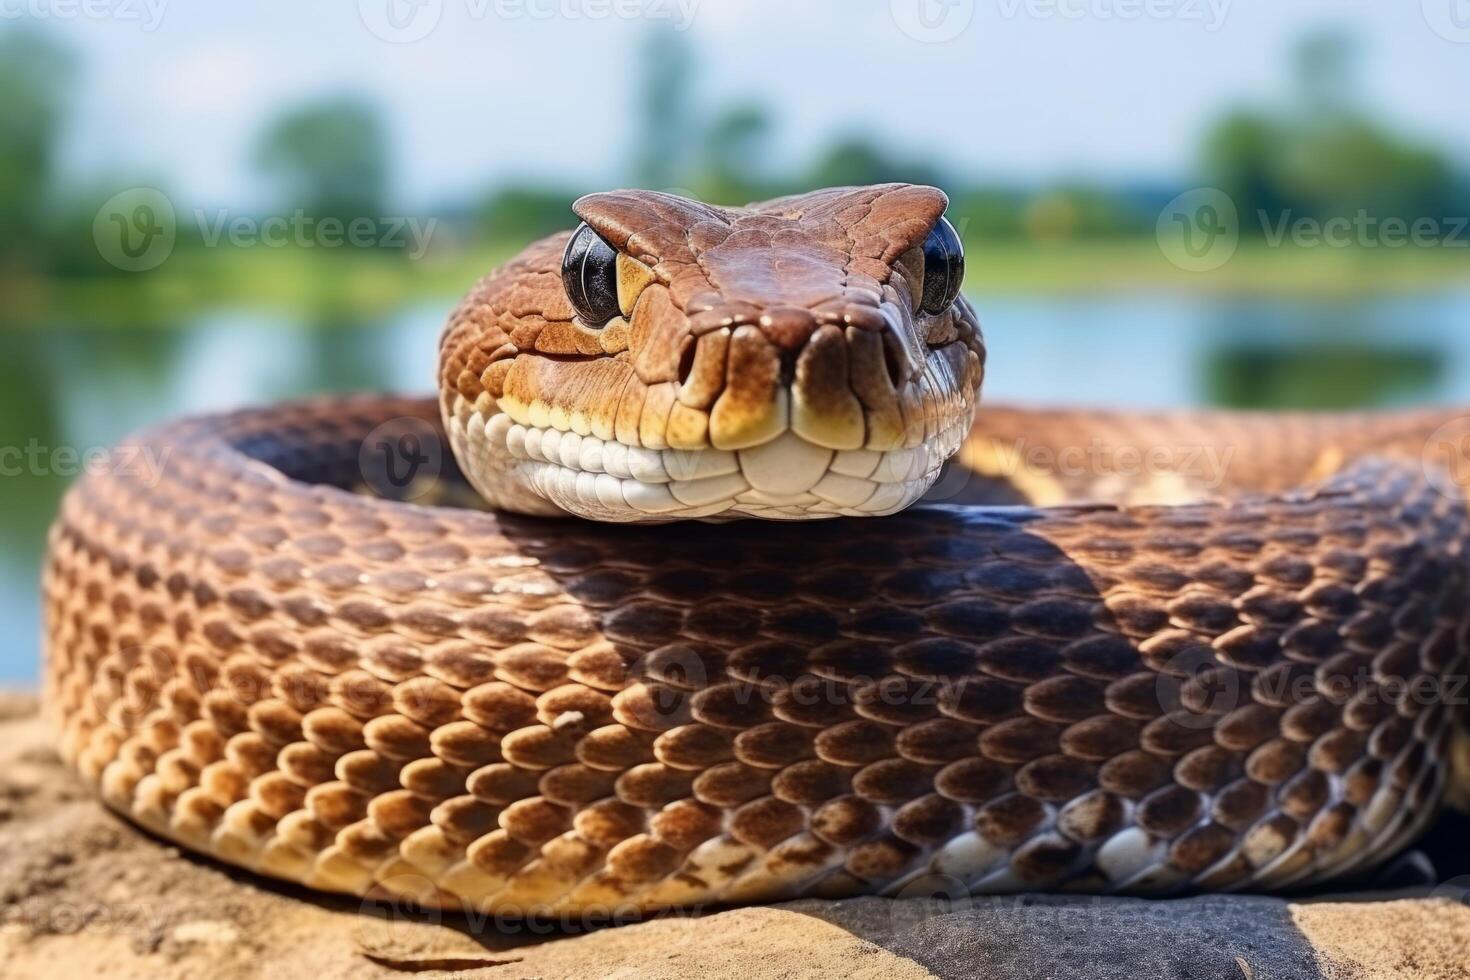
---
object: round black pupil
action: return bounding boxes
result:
[564,225,620,326]
[921,218,964,314]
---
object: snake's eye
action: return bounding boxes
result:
[920,216,965,315]
[562,222,621,327]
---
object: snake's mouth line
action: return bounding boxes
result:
[449,405,971,522]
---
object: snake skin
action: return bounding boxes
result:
[42,396,1470,913]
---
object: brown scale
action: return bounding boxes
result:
[771,759,851,805]
[401,757,472,800]
[363,714,432,761]
[429,720,501,767]
[500,725,578,769]
[896,717,979,764]
[692,762,771,808]
[892,795,965,846]
[1057,791,1126,843]
[615,763,694,808]
[307,782,370,830]
[981,717,1062,764]
[734,722,814,769]
[976,794,1048,847]
[367,789,433,839]
[1016,755,1098,803]
[1013,835,1083,884]
[575,725,655,771]
[1098,751,1173,799]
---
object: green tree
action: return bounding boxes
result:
[477,186,584,243]
[632,31,696,189]
[693,103,778,205]
[1201,30,1462,233]
[804,136,945,191]
[0,29,74,267]
[254,97,388,224]
[1201,110,1289,229]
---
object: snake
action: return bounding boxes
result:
[42,184,1470,915]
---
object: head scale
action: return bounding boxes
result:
[440,183,985,522]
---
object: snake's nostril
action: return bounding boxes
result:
[777,349,797,386]
[882,331,908,389]
[677,340,697,386]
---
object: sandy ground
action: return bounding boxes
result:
[2,691,1468,980]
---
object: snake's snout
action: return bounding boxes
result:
[440,184,986,524]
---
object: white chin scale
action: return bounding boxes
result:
[446,399,970,523]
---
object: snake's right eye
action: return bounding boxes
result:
[562,222,621,327]
[920,216,965,315]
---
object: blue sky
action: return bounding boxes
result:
[31,0,1470,210]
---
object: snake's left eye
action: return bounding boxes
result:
[562,222,621,327]
[920,216,965,315]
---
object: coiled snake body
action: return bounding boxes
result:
[43,186,1470,913]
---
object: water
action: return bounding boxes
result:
[4,290,1469,682]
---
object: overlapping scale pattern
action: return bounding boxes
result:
[43,398,1470,913]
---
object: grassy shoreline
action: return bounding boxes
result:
[4,239,1468,327]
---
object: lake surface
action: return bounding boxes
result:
[5,289,1470,682]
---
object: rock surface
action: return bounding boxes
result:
[2,691,1467,980]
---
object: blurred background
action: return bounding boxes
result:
[1,1,1469,681]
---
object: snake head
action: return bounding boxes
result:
[440,183,985,522]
